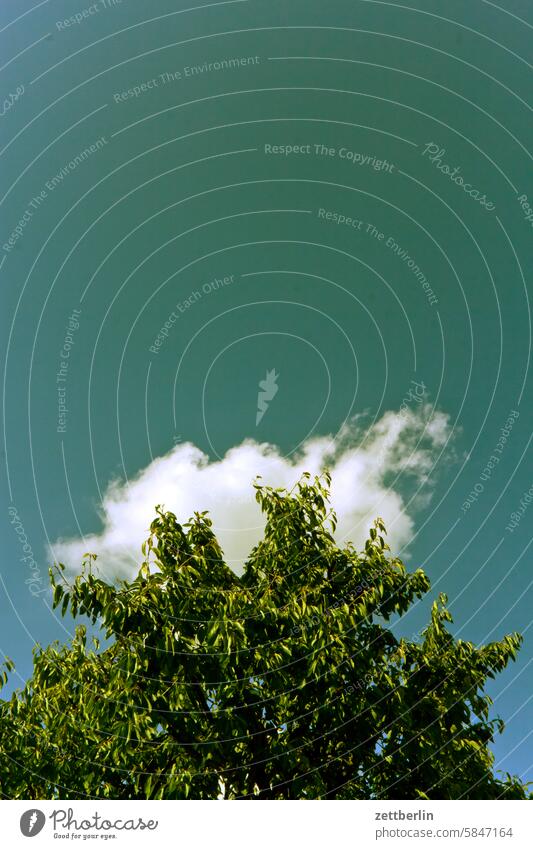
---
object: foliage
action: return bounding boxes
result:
[0,474,529,799]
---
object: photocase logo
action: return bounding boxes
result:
[256,368,279,425]
[20,809,46,837]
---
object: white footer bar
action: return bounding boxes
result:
[2,800,531,848]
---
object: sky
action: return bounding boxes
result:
[1,0,532,785]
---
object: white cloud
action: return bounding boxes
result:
[50,404,452,579]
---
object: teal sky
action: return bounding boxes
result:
[1,0,532,785]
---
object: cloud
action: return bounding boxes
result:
[50,404,452,580]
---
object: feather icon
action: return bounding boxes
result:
[256,369,279,425]
[20,808,45,837]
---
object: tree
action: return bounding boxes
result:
[0,474,529,799]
